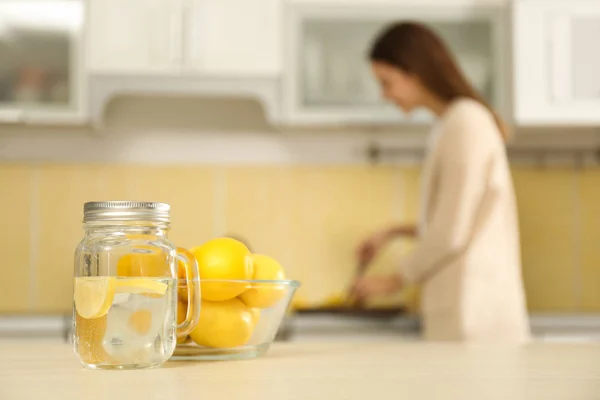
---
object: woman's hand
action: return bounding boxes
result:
[350,274,404,301]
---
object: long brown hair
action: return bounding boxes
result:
[369,22,508,141]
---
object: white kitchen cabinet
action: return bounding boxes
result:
[185,0,282,76]
[89,0,282,77]
[86,0,283,126]
[283,4,509,126]
[88,0,184,74]
[514,0,600,125]
[0,0,85,124]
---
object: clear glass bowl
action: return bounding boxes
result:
[171,279,301,361]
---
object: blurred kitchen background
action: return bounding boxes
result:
[1,0,600,343]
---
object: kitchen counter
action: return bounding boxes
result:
[2,340,600,400]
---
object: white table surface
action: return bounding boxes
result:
[2,340,600,400]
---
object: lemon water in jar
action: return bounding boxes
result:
[73,201,200,370]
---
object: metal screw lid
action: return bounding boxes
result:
[83,201,170,223]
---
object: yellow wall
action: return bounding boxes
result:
[0,166,32,312]
[1,163,598,314]
[512,166,600,313]
[512,168,578,311]
[580,170,600,311]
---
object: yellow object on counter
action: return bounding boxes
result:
[290,295,313,310]
[240,254,287,308]
[189,298,255,349]
[74,277,116,319]
[321,292,349,308]
[191,238,253,302]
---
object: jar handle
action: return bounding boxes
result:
[175,247,201,337]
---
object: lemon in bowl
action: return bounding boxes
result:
[189,298,255,348]
[191,238,253,302]
[172,278,299,361]
[172,237,300,361]
[239,254,287,308]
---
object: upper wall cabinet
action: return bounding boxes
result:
[88,0,282,77]
[185,0,282,76]
[88,0,184,75]
[514,0,600,126]
[0,0,85,124]
[282,3,509,126]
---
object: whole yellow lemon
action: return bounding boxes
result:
[191,238,253,301]
[239,254,287,308]
[189,298,254,348]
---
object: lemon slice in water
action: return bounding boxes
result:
[75,277,167,319]
[115,278,168,296]
[74,277,116,319]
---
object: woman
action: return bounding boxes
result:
[352,22,530,342]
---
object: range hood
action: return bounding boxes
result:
[89,75,281,129]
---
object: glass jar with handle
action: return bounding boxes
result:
[73,201,200,370]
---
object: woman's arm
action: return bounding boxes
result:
[351,224,418,299]
[399,103,498,284]
[356,224,418,265]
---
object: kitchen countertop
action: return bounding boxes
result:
[2,340,600,400]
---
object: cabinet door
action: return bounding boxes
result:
[0,0,85,124]
[283,5,507,125]
[186,0,282,76]
[514,0,600,125]
[88,0,184,74]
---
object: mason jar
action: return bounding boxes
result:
[72,201,200,370]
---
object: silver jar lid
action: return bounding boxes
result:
[83,201,170,223]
